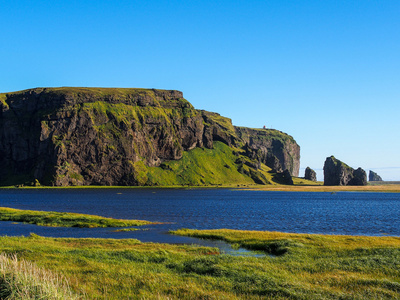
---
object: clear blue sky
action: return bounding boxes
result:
[1,1,399,180]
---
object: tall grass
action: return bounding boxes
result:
[1,232,400,299]
[0,253,81,299]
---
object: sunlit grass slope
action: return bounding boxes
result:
[0,207,152,228]
[1,231,400,299]
[145,141,274,186]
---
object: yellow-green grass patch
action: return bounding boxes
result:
[0,207,153,228]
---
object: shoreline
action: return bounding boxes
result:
[1,183,400,192]
[245,184,400,193]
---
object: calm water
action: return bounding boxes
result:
[0,189,399,245]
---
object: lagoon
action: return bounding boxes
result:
[0,189,399,243]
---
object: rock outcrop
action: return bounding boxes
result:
[369,170,383,181]
[323,156,367,186]
[0,87,301,186]
[234,127,300,177]
[273,169,294,185]
[304,167,317,181]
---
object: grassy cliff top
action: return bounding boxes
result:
[235,126,296,144]
[328,155,353,170]
[1,87,190,111]
[2,87,183,97]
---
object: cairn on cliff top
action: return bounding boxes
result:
[323,156,367,186]
[369,170,383,181]
[304,167,317,182]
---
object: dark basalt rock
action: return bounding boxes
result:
[0,87,301,186]
[304,167,317,181]
[235,127,300,176]
[274,169,294,185]
[369,170,383,181]
[323,156,367,186]
[351,168,368,186]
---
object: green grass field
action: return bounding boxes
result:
[0,229,399,299]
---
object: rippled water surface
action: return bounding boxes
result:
[0,188,399,244]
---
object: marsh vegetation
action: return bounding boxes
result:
[0,230,399,299]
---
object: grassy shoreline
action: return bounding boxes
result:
[1,183,400,192]
[0,230,399,299]
[0,207,153,228]
[245,184,400,193]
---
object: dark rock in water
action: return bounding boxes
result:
[323,156,367,186]
[0,87,301,186]
[304,167,317,181]
[369,170,383,181]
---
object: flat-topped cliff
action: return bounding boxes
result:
[0,87,300,186]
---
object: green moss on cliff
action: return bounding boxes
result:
[130,161,149,186]
[30,87,160,104]
[0,94,8,109]
[329,156,352,170]
[202,111,236,135]
[82,101,191,134]
[82,102,139,126]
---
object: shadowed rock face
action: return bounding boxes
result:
[274,169,294,185]
[0,87,301,186]
[304,167,317,181]
[234,127,300,177]
[323,156,367,186]
[352,168,368,186]
[369,170,383,181]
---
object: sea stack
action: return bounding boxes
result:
[323,156,367,186]
[304,167,317,181]
[369,170,383,181]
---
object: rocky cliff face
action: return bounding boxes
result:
[234,127,300,177]
[369,170,383,181]
[323,156,367,186]
[304,167,317,181]
[0,87,301,186]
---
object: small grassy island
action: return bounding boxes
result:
[0,207,152,228]
[0,229,399,299]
